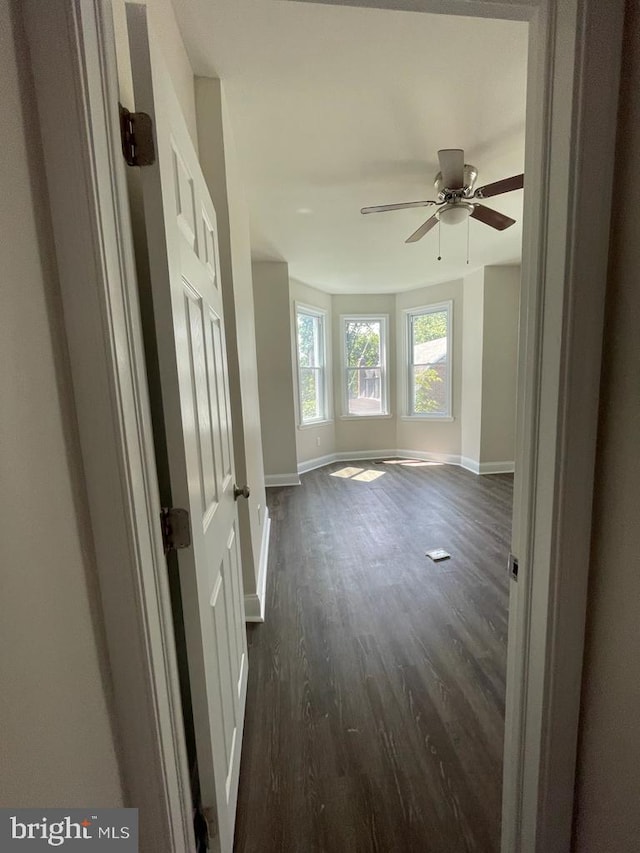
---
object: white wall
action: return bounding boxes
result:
[0,0,123,806]
[573,2,640,848]
[459,265,520,472]
[253,261,298,479]
[461,269,484,465]
[480,266,519,465]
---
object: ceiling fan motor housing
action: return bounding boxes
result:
[435,163,478,199]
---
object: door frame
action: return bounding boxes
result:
[21,1,624,852]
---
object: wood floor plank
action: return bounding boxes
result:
[234,460,512,853]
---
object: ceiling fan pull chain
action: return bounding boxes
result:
[466,216,470,265]
[437,220,442,261]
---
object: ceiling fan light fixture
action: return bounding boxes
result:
[436,203,473,226]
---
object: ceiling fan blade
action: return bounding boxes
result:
[438,149,465,189]
[405,214,439,243]
[361,200,436,214]
[474,173,524,199]
[471,204,516,231]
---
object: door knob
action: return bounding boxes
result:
[233,484,250,501]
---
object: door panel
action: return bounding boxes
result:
[127,5,247,850]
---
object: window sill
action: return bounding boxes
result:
[400,415,454,422]
[339,413,393,421]
[297,419,334,430]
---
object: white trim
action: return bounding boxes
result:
[243,594,264,621]
[335,449,398,462]
[403,300,453,419]
[297,452,339,474]
[400,415,455,423]
[295,0,532,21]
[394,449,463,467]
[22,1,193,848]
[502,3,625,853]
[264,472,301,487]
[340,313,390,417]
[294,301,331,426]
[339,413,394,420]
[502,0,624,853]
[461,457,515,475]
[297,448,509,476]
[297,419,333,430]
[460,455,481,474]
[245,510,271,622]
[480,460,515,475]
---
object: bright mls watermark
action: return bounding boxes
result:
[0,810,137,851]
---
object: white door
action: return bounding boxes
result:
[126,6,247,851]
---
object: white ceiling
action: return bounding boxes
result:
[172,0,529,293]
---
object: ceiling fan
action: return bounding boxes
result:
[361,149,524,243]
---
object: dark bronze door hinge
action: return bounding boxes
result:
[160,507,191,554]
[119,103,156,167]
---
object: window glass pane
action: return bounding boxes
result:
[412,310,448,364]
[344,320,381,368]
[409,307,450,416]
[297,313,319,368]
[297,309,326,423]
[299,367,320,421]
[347,367,383,415]
[412,365,447,414]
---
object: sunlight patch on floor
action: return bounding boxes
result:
[330,466,364,478]
[352,469,385,482]
[330,466,386,482]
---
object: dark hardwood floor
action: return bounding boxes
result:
[234,459,512,853]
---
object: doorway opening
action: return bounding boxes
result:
[204,4,528,849]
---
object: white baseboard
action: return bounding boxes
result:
[335,449,398,463]
[479,460,515,474]
[460,456,515,474]
[298,452,338,474]
[264,472,301,487]
[244,509,271,623]
[297,449,514,477]
[460,455,480,474]
[299,449,403,474]
[396,448,462,467]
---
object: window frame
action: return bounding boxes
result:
[403,301,453,420]
[340,314,390,418]
[294,302,331,427]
